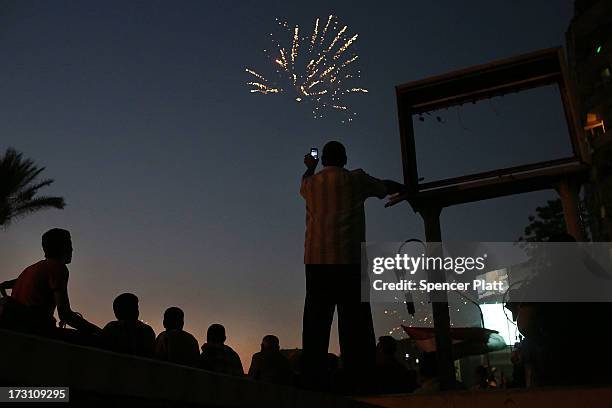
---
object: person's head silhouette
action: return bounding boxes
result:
[207,323,226,345]
[42,228,73,264]
[261,335,280,352]
[163,307,184,330]
[321,141,347,168]
[377,335,398,356]
[113,293,139,321]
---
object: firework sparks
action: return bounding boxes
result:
[245,69,281,94]
[320,15,333,45]
[245,15,368,121]
[334,34,358,60]
[309,18,319,52]
[326,25,347,52]
[291,26,299,64]
[245,68,266,82]
[340,55,358,68]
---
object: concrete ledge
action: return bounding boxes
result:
[0,329,378,408]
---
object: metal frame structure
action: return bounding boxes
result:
[389,48,589,390]
[393,47,588,207]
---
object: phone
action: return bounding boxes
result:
[310,147,318,159]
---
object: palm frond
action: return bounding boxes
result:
[9,196,66,219]
[14,178,54,202]
[0,148,45,197]
[0,148,66,227]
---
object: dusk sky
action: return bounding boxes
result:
[0,1,575,365]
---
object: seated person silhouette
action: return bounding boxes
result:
[0,228,100,338]
[101,293,155,357]
[248,335,294,385]
[375,336,417,393]
[154,306,199,366]
[199,323,243,376]
[413,352,440,394]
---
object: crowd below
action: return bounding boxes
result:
[1,288,424,393]
[0,228,429,394]
[0,227,559,394]
[0,290,425,393]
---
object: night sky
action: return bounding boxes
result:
[0,0,574,365]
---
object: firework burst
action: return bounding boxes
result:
[246,15,368,123]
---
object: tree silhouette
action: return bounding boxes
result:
[519,198,589,242]
[0,148,65,227]
[519,199,566,242]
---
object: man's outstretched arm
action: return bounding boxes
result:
[383,180,406,196]
[54,289,102,334]
[0,279,17,297]
[300,153,319,197]
[361,170,406,199]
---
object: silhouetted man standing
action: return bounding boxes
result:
[300,141,404,391]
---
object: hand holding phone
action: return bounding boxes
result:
[304,147,319,170]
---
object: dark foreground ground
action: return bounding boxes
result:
[2,328,612,408]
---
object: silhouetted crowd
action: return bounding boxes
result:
[96,295,421,394]
[0,228,426,394]
[100,292,291,382]
[2,227,582,395]
[10,227,603,393]
[1,286,423,393]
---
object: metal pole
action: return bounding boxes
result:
[420,206,456,390]
[556,177,584,241]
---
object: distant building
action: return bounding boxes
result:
[566,0,612,240]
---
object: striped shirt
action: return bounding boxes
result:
[300,166,388,264]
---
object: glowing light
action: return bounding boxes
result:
[326,25,347,52]
[245,68,266,81]
[334,34,358,60]
[320,15,333,45]
[291,26,299,64]
[245,15,368,121]
[481,304,518,346]
[310,18,319,52]
[320,65,336,78]
[596,45,603,54]
[341,55,358,68]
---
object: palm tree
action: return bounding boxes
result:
[0,148,65,227]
